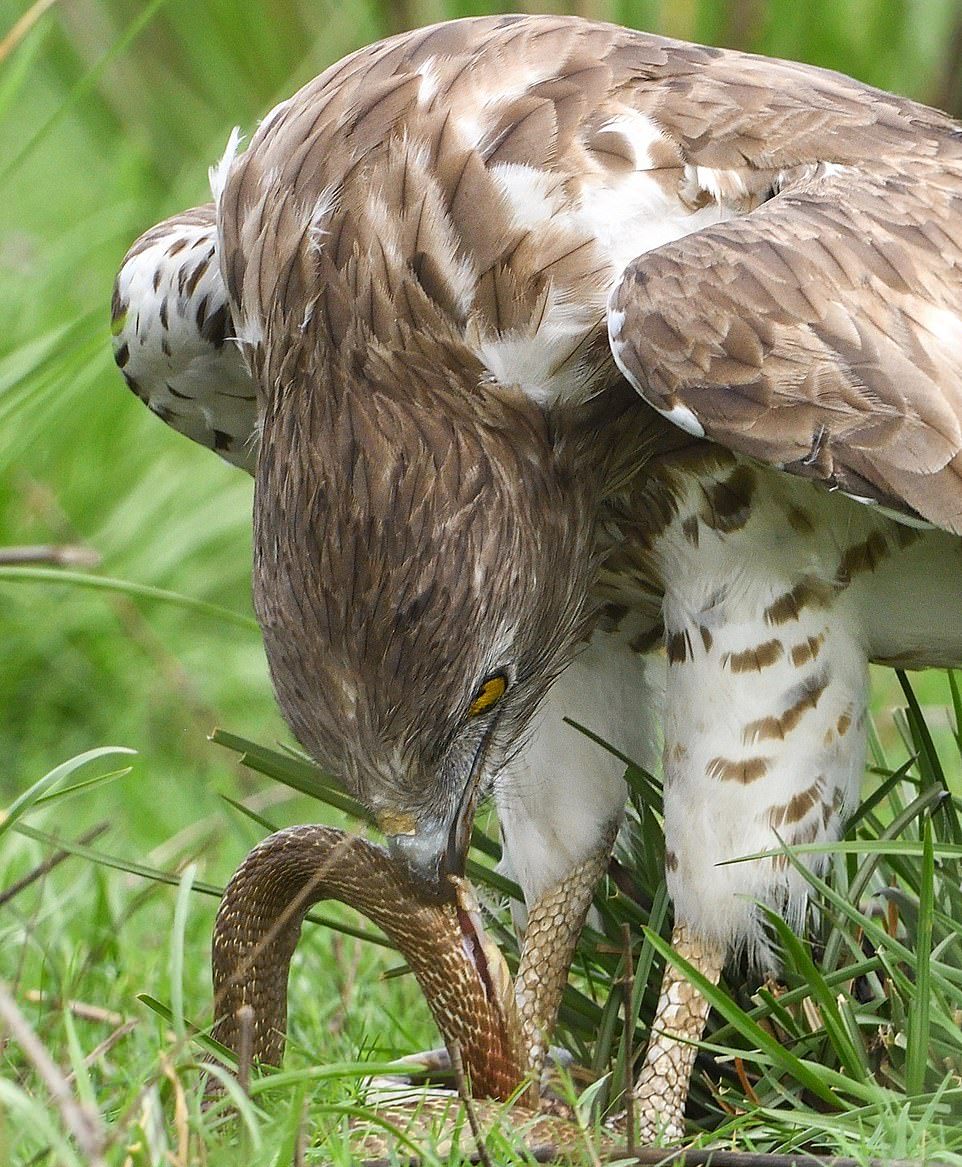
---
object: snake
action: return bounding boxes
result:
[209,824,613,1156]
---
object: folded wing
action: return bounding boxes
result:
[608,155,962,533]
[111,204,258,474]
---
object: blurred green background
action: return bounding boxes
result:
[4,0,962,848]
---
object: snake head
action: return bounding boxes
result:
[451,876,520,1038]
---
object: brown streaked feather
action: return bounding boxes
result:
[213,14,962,538]
[610,152,962,533]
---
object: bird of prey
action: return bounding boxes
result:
[111,14,962,1139]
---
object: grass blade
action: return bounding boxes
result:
[764,912,869,1084]
[0,567,258,631]
[642,928,840,1108]
[0,747,134,839]
[905,818,934,1096]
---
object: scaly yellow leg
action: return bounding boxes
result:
[632,923,726,1144]
[515,832,616,1103]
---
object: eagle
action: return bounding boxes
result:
[111,14,962,1139]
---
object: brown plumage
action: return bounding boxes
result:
[113,14,962,1139]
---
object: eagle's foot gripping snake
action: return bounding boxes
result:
[210,824,616,1156]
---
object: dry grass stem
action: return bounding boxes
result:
[0,0,61,66]
[235,1003,254,1095]
[162,1058,191,1166]
[450,1039,494,1167]
[25,991,124,1028]
[67,1019,139,1082]
[0,823,109,908]
[0,979,108,1166]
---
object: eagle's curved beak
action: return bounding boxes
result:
[382,746,487,897]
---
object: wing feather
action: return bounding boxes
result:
[608,156,962,533]
[114,12,962,523]
[112,204,258,473]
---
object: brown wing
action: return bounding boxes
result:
[220,15,945,407]
[210,11,962,531]
[609,155,962,534]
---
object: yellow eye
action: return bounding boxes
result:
[468,674,507,717]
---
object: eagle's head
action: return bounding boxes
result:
[252,347,601,895]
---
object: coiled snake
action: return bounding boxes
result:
[210,824,612,1156]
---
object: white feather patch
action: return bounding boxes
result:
[682,163,749,204]
[475,161,739,405]
[490,163,564,229]
[597,111,669,169]
[658,402,706,439]
[415,57,440,104]
[473,284,600,405]
[608,307,625,339]
[258,99,290,136]
[575,170,734,286]
[209,126,243,207]
[919,304,962,349]
[306,183,342,250]
[496,619,661,922]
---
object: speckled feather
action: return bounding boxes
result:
[112,205,257,469]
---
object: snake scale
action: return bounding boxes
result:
[210,824,612,1156]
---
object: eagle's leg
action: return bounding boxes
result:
[634,488,874,1140]
[632,923,725,1143]
[495,621,660,933]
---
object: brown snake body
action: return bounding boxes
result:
[210,824,611,1148]
[209,829,902,1166]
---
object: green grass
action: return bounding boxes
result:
[2,1,962,1163]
